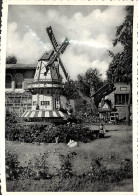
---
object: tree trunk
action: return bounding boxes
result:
[126,82,132,125]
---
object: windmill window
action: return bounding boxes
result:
[6,74,12,88]
[15,73,23,89]
[33,101,37,105]
[41,101,50,105]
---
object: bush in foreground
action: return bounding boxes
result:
[6,149,20,180]
[6,150,133,191]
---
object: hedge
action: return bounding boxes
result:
[6,123,95,143]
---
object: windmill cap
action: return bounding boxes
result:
[39,50,54,61]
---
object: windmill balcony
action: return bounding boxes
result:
[26,80,64,90]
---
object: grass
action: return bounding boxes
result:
[6,178,133,192]
[6,124,133,192]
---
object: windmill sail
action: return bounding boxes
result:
[44,38,69,75]
[46,26,58,51]
[46,26,70,81]
[58,58,69,80]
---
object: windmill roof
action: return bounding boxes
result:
[39,50,54,61]
[6,63,37,69]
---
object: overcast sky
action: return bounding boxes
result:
[7,5,127,80]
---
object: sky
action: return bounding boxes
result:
[6,5,127,80]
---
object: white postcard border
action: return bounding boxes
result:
[1,0,138,194]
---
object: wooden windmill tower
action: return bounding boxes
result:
[21,26,70,122]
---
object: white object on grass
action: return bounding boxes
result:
[67,140,78,147]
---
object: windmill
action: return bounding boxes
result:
[21,26,71,122]
[76,78,116,116]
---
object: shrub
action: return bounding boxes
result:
[6,150,51,180]
[19,153,51,180]
[6,149,133,191]
[29,153,50,179]
[6,149,20,180]
[6,110,18,124]
[59,153,74,178]
[84,158,133,183]
[6,123,95,143]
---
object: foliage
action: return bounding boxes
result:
[6,56,17,64]
[20,153,50,180]
[5,123,95,143]
[6,149,20,180]
[88,158,132,183]
[31,153,50,179]
[63,68,104,100]
[6,110,18,124]
[63,80,79,100]
[74,98,103,124]
[59,153,75,179]
[6,149,132,191]
[78,68,104,94]
[6,126,133,191]
[6,150,51,180]
[107,6,133,125]
[107,6,133,83]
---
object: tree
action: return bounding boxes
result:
[78,68,104,95]
[6,56,17,64]
[107,6,133,125]
[77,68,104,115]
[63,80,79,100]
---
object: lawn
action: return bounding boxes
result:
[6,124,133,192]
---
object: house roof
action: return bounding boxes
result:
[5,89,25,94]
[6,64,37,69]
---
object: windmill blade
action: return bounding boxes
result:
[46,26,70,81]
[79,79,90,90]
[46,26,70,54]
[47,38,69,66]
[58,38,69,54]
[60,38,69,54]
[92,83,116,98]
[92,83,116,105]
[58,57,69,81]
[46,26,58,51]
[56,38,69,81]
[75,86,91,103]
[44,39,69,77]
